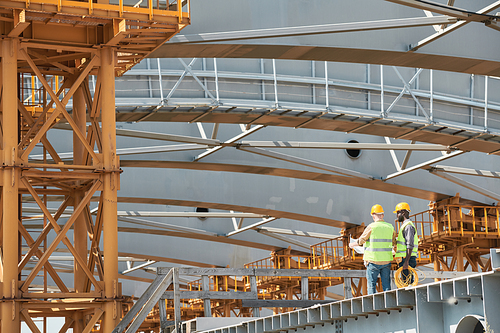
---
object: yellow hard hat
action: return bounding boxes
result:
[393,202,411,213]
[370,204,384,214]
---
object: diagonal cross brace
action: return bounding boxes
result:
[165,58,197,101]
[384,68,423,117]
[409,1,500,51]
[20,49,100,162]
[113,268,174,333]
[179,58,217,103]
[392,67,429,120]
[194,125,265,161]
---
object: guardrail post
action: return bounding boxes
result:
[324,61,329,110]
[380,64,384,117]
[159,299,168,332]
[272,59,278,107]
[202,275,211,317]
[174,267,181,333]
[250,275,260,317]
[430,69,433,122]
[490,248,500,269]
[484,75,488,131]
[343,277,352,299]
[301,276,309,300]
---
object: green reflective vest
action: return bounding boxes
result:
[395,220,419,258]
[363,221,395,262]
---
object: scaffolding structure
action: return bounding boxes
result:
[0,0,189,332]
[136,195,500,330]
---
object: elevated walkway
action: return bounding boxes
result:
[114,59,500,155]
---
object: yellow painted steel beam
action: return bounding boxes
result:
[1,37,20,333]
[101,46,120,332]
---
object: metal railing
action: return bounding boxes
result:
[427,204,500,237]
[310,237,362,269]
[21,74,62,108]
[8,0,190,21]
[120,60,500,134]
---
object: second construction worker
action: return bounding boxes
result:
[394,202,418,283]
[349,204,397,294]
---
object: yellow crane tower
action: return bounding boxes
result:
[0,0,189,332]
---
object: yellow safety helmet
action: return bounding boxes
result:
[393,202,411,213]
[370,204,384,214]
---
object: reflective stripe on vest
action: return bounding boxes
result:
[363,221,394,262]
[395,220,419,258]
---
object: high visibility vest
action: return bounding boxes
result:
[395,220,419,258]
[363,221,395,262]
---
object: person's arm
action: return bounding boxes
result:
[402,225,415,269]
[349,225,371,248]
[392,230,397,253]
[357,225,372,246]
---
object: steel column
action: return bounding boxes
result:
[1,37,20,333]
[73,84,87,333]
[101,46,120,332]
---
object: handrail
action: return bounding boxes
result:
[3,0,190,21]
[416,204,500,239]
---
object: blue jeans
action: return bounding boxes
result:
[366,262,391,294]
[398,256,417,284]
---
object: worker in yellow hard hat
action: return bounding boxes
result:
[394,202,418,285]
[349,204,397,294]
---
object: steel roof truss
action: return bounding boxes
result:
[54,124,221,146]
[385,137,402,172]
[115,211,264,218]
[433,165,500,178]
[239,140,449,151]
[401,141,416,170]
[257,226,339,240]
[122,260,157,274]
[392,67,429,120]
[422,10,444,32]
[430,170,500,202]
[230,210,245,231]
[408,1,500,51]
[194,124,265,161]
[118,216,218,237]
[167,16,458,44]
[239,146,373,180]
[257,229,311,251]
[385,0,499,21]
[164,58,197,101]
[178,58,216,103]
[384,68,423,117]
[384,150,465,180]
[225,217,278,237]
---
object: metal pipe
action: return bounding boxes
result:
[484,75,488,131]
[324,61,329,109]
[430,69,433,122]
[214,58,219,103]
[157,58,164,102]
[380,65,384,116]
[273,59,278,106]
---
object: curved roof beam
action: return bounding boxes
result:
[118,161,451,202]
[167,16,458,44]
[116,196,358,229]
[151,45,500,77]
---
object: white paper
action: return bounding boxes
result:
[350,237,364,254]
